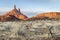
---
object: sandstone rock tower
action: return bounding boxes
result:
[18,8,20,13]
[14,5,16,9]
[0,5,28,21]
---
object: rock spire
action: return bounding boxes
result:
[14,5,16,9]
[18,8,20,13]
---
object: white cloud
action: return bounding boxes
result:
[50,0,59,2]
[21,8,44,13]
[0,7,10,12]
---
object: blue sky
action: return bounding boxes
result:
[0,0,60,12]
[0,0,60,17]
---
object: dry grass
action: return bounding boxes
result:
[0,20,60,40]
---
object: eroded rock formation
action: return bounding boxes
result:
[0,5,28,21]
[27,12,60,20]
[35,12,60,18]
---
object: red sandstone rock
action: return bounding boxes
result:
[0,5,28,21]
[35,12,60,18]
[27,12,60,20]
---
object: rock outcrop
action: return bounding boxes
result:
[27,12,60,20]
[0,5,28,21]
[35,12,60,18]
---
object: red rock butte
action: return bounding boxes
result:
[34,12,60,18]
[27,12,60,20]
[0,5,28,21]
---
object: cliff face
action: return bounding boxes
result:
[36,12,60,18]
[28,12,60,20]
[0,5,28,21]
